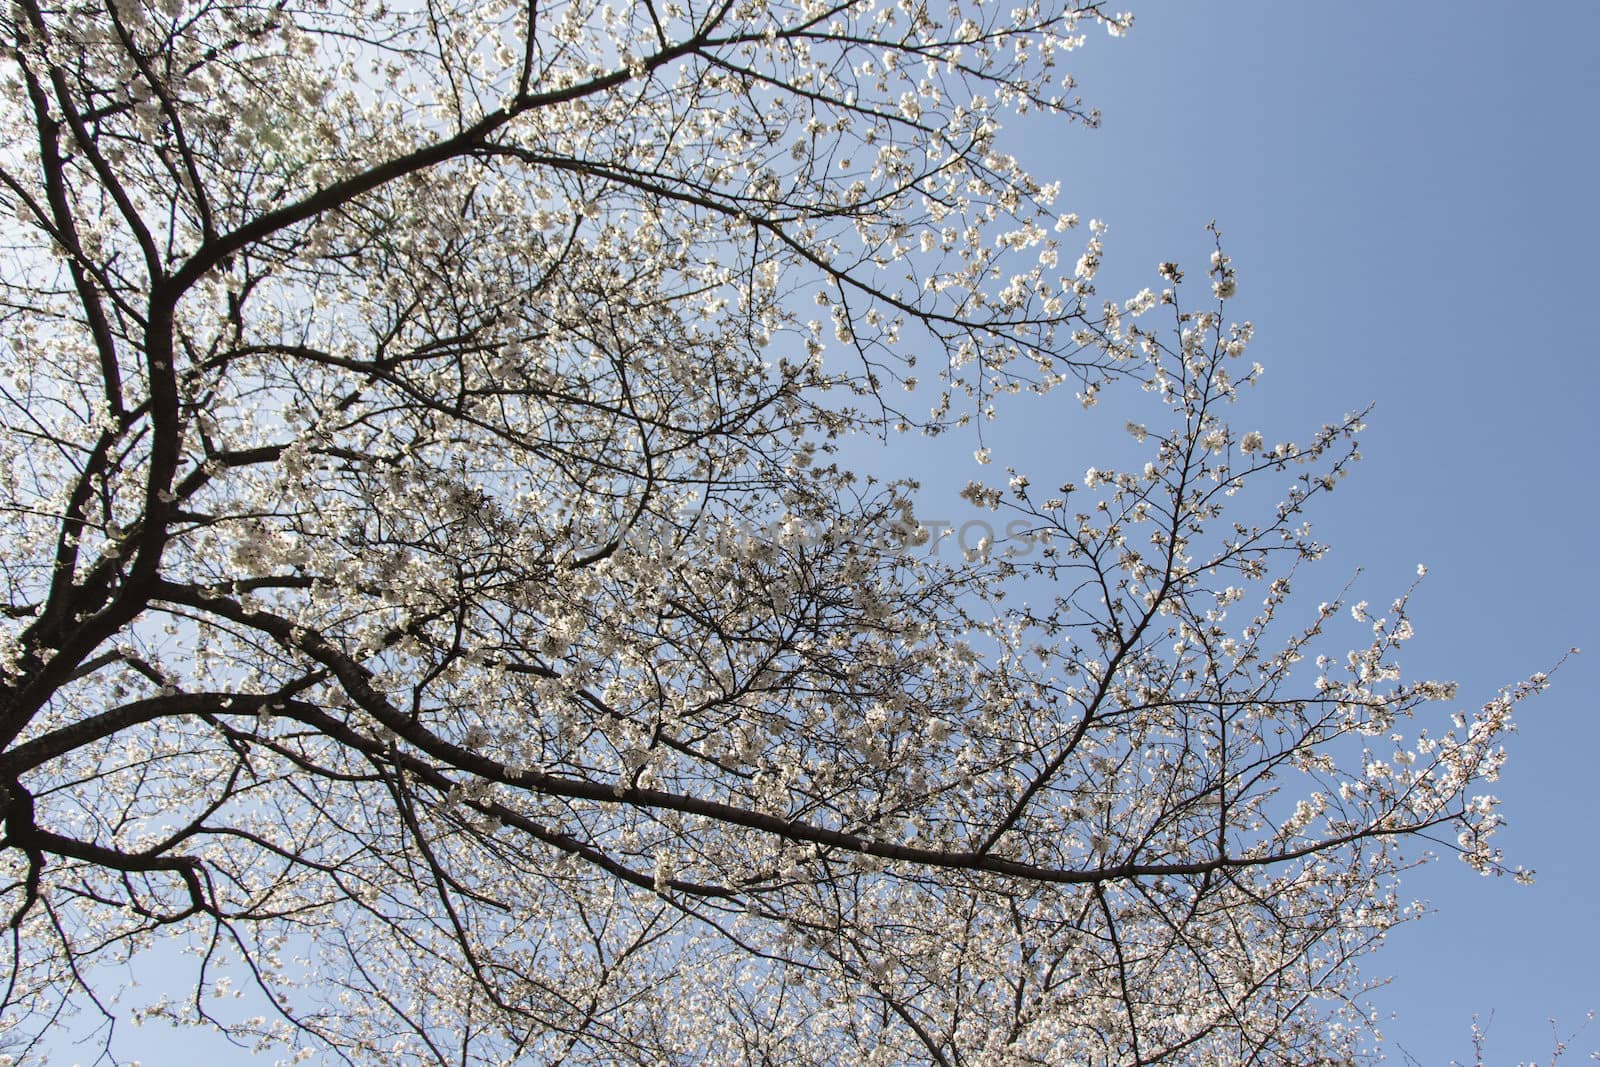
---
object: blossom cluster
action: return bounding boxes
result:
[0,0,1548,1063]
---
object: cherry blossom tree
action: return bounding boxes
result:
[0,0,1550,1062]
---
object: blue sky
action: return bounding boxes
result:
[971,2,1600,1060]
[29,4,1598,1064]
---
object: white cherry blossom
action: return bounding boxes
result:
[0,1,1554,1064]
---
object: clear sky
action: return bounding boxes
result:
[28,4,1599,1065]
[953,2,1600,1060]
